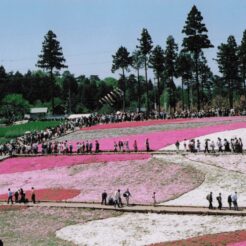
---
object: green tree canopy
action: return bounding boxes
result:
[36,30,67,113]
[182,5,213,110]
[112,46,132,111]
[217,35,240,108]
[239,30,246,96]
[0,94,30,123]
[137,28,153,114]
[149,45,165,115]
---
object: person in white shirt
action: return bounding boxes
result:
[231,191,239,211]
[217,138,223,152]
[114,189,122,208]
[7,188,13,204]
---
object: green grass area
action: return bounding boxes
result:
[0,121,64,144]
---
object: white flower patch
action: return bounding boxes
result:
[56,213,246,246]
[163,128,246,151]
[156,154,246,206]
[187,154,246,174]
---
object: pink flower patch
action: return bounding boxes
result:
[228,241,246,246]
[72,121,246,152]
[0,188,80,201]
[0,154,150,174]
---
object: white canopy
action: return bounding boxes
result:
[67,114,91,119]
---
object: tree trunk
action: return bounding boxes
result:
[190,84,193,109]
[171,76,176,112]
[144,58,149,116]
[137,69,141,112]
[243,73,246,99]
[157,75,160,117]
[201,78,204,110]
[50,69,54,115]
[68,87,71,114]
[195,53,200,111]
[187,81,190,110]
[122,69,126,112]
[181,77,184,110]
[229,79,233,109]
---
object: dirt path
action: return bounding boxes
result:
[1,201,245,216]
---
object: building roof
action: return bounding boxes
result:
[30,108,48,114]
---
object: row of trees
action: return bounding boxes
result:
[112,5,246,114]
[1,5,246,122]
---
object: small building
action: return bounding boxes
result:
[30,107,48,120]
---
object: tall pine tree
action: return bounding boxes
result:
[137,28,153,115]
[176,51,193,110]
[37,30,67,113]
[164,36,178,111]
[239,30,246,97]
[149,45,165,115]
[217,35,240,108]
[112,46,132,112]
[182,5,213,111]
[132,50,145,112]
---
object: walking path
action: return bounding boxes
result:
[1,201,245,216]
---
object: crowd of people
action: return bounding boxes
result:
[101,189,132,207]
[113,139,150,153]
[1,106,245,157]
[0,134,153,156]
[0,121,76,156]
[175,137,244,153]
[7,187,36,205]
[206,191,239,211]
[76,108,244,127]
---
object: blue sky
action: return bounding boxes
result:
[0,0,245,80]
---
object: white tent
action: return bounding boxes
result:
[67,114,91,119]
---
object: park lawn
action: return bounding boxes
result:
[0,121,63,144]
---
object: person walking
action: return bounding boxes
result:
[123,188,131,206]
[210,141,215,153]
[152,192,156,207]
[95,140,100,153]
[197,140,201,152]
[204,139,210,153]
[206,192,213,209]
[228,194,232,210]
[232,192,239,211]
[175,140,180,151]
[7,188,13,204]
[125,141,130,153]
[31,187,36,204]
[216,193,222,210]
[101,190,107,205]
[183,139,187,151]
[217,138,223,152]
[146,138,150,152]
[114,189,122,208]
[114,141,118,152]
[133,140,138,152]
[14,190,19,203]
